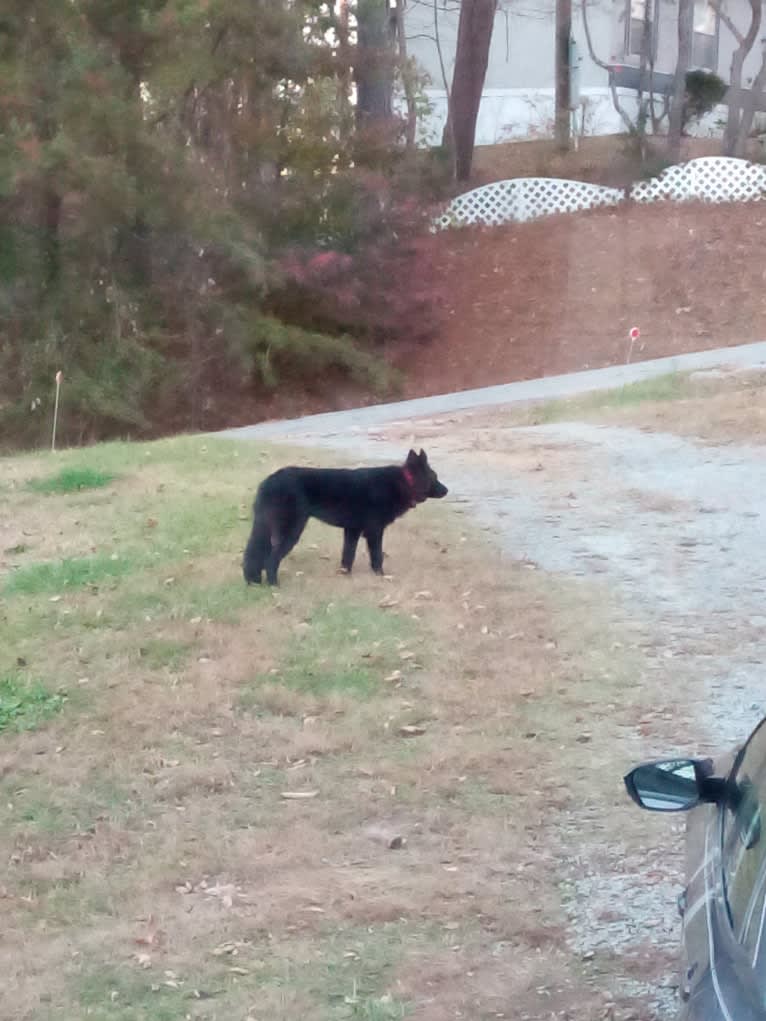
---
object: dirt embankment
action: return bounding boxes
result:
[386,201,766,399]
[242,197,766,429]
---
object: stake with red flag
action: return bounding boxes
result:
[627,326,640,365]
[52,371,63,452]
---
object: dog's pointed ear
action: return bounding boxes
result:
[406,449,418,466]
[418,448,428,462]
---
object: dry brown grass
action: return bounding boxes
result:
[379,368,766,453]
[1,435,657,1021]
[581,370,766,445]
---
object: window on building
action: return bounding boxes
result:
[692,0,718,69]
[626,0,655,61]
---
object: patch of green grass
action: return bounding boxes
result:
[113,576,264,626]
[136,638,190,671]
[147,498,243,557]
[3,552,138,597]
[349,997,409,1020]
[530,371,688,424]
[74,966,191,1021]
[599,372,687,406]
[0,673,67,733]
[28,466,117,495]
[40,876,119,926]
[245,601,414,700]
[243,922,414,1020]
[5,775,135,836]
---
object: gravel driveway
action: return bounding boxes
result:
[223,352,766,1018]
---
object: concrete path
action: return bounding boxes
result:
[221,339,766,442]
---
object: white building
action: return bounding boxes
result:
[403,0,766,143]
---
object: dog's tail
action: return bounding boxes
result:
[243,496,270,585]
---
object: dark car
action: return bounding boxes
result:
[625,716,766,1020]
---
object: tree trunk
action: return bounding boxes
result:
[355,0,395,130]
[718,0,761,155]
[450,0,497,182]
[725,50,748,154]
[337,0,354,141]
[555,0,572,150]
[667,0,693,161]
[634,0,653,160]
[735,55,766,153]
[581,0,636,134]
[394,0,418,149]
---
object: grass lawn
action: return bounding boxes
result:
[1,434,646,1021]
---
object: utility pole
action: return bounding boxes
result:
[555,0,572,150]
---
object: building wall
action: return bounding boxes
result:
[404,0,766,143]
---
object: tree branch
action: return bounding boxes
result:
[709,0,744,44]
[581,0,638,133]
[580,0,611,71]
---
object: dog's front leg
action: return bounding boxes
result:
[364,527,385,575]
[341,528,361,573]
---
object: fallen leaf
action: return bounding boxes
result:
[203,883,237,908]
[212,942,240,957]
[398,725,426,737]
[134,915,161,946]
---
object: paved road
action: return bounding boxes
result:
[221,339,766,442]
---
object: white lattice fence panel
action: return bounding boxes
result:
[436,158,766,230]
[630,157,766,204]
[434,177,625,229]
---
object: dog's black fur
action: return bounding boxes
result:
[243,449,448,585]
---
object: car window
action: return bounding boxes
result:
[722,718,766,964]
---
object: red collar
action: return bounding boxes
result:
[402,467,417,506]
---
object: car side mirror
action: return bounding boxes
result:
[624,758,707,812]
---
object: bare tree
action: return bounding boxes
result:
[667,0,693,160]
[581,0,668,153]
[555,0,572,150]
[711,0,763,155]
[581,0,640,133]
[449,0,498,180]
[392,2,419,147]
[736,52,766,150]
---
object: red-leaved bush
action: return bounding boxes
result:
[266,172,446,347]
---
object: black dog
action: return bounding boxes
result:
[243,449,448,585]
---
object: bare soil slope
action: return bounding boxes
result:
[387,201,766,399]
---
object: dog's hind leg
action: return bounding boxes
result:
[265,510,308,586]
[363,526,385,575]
[243,515,270,585]
[340,528,361,573]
